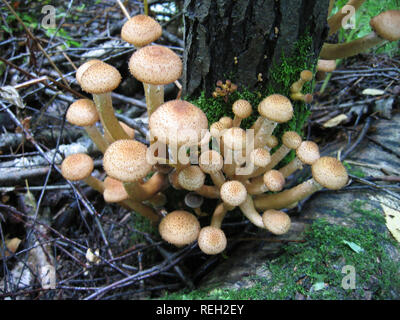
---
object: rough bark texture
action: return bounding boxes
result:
[183,0,330,97]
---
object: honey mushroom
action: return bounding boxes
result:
[232,99,252,127]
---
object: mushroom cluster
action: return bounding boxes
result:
[62,13,349,256]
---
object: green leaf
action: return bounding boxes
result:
[343,240,364,253]
[311,282,325,292]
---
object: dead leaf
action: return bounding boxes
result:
[322,114,348,128]
[362,88,385,96]
[0,237,21,259]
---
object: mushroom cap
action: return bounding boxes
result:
[61,153,94,181]
[199,150,224,173]
[159,210,200,246]
[258,94,294,123]
[266,135,279,149]
[263,170,285,192]
[103,177,129,203]
[80,61,121,94]
[129,45,182,85]
[178,166,205,191]
[300,70,313,82]
[317,59,336,73]
[219,116,233,128]
[250,148,271,167]
[121,14,162,47]
[103,139,152,182]
[282,131,302,149]
[220,181,247,207]
[210,121,226,138]
[76,59,102,85]
[296,141,320,165]
[67,99,99,127]
[232,99,252,119]
[262,209,291,235]
[222,127,247,151]
[311,156,348,190]
[184,192,204,209]
[198,226,227,255]
[149,100,208,147]
[370,10,400,41]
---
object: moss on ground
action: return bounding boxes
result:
[161,201,400,300]
[187,35,315,166]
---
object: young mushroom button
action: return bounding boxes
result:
[121,14,162,48]
[198,226,227,255]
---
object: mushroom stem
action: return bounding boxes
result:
[245,177,268,195]
[123,172,168,202]
[279,157,304,178]
[320,32,384,60]
[143,83,164,116]
[210,202,228,228]
[210,170,226,188]
[195,185,220,199]
[327,0,366,36]
[254,178,322,210]
[122,198,160,223]
[83,176,105,194]
[92,93,130,141]
[253,119,277,149]
[84,125,110,154]
[239,195,265,229]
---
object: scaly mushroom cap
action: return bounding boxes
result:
[222,127,247,151]
[210,121,226,138]
[67,99,99,127]
[232,99,252,119]
[103,177,129,203]
[220,181,247,206]
[103,139,152,182]
[149,100,208,146]
[76,59,102,85]
[219,116,233,128]
[61,153,94,181]
[266,135,279,149]
[263,170,285,192]
[282,131,302,149]
[121,15,162,47]
[199,150,224,173]
[198,226,227,255]
[80,61,121,94]
[311,156,348,190]
[129,45,182,85]
[178,166,205,191]
[262,209,291,235]
[370,10,400,42]
[258,94,293,123]
[317,59,336,73]
[296,141,320,165]
[250,148,271,167]
[300,70,313,82]
[159,210,200,246]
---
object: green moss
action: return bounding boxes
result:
[161,205,400,300]
[187,35,315,166]
[129,212,157,244]
[343,161,366,178]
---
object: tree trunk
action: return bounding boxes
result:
[183,0,330,97]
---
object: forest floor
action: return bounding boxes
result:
[0,1,399,300]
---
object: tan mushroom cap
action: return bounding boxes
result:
[121,14,162,47]
[178,166,205,191]
[149,100,208,147]
[199,150,224,173]
[210,121,226,138]
[263,170,285,192]
[266,135,279,149]
[80,62,121,94]
[219,116,233,128]
[222,127,247,151]
[262,209,291,235]
[370,10,400,41]
[76,59,102,85]
[232,99,252,119]
[67,99,99,127]
[103,177,129,203]
[61,153,94,181]
[198,226,227,255]
[296,141,320,165]
[129,45,183,85]
[159,210,201,246]
[282,131,302,149]
[300,70,313,82]
[250,148,271,167]
[220,181,247,207]
[317,59,336,73]
[103,139,152,182]
[258,94,294,123]
[311,156,348,190]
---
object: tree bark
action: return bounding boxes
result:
[183,0,330,97]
